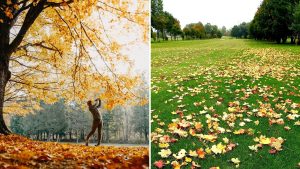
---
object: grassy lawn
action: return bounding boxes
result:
[151,39,300,169]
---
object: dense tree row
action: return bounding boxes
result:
[151,0,225,41]
[10,100,149,144]
[249,0,300,44]
[183,22,223,40]
[231,22,250,39]
[293,2,300,44]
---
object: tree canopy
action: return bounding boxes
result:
[183,23,223,40]
[231,22,250,39]
[183,22,205,39]
[250,0,300,43]
[151,0,183,41]
[292,2,300,44]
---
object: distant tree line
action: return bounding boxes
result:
[151,0,226,41]
[10,100,149,144]
[183,22,224,40]
[152,0,300,44]
[231,22,250,39]
[231,0,300,44]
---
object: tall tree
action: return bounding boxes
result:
[151,0,163,18]
[250,0,299,43]
[211,25,218,38]
[131,104,149,141]
[231,22,250,38]
[151,0,166,40]
[0,1,149,134]
[164,12,182,40]
[221,26,227,36]
[10,115,24,135]
[231,25,241,38]
[204,23,213,38]
[292,2,300,44]
[183,22,205,39]
[171,19,182,40]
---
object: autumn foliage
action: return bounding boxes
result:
[3,0,149,113]
[0,134,149,168]
[0,0,149,134]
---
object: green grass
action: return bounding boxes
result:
[151,39,300,169]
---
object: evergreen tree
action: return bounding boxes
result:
[250,0,300,43]
[292,2,300,44]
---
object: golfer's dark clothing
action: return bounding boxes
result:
[89,101,101,121]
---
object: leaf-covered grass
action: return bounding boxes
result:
[151,39,300,169]
[0,134,148,169]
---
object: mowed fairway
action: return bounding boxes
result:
[151,39,300,169]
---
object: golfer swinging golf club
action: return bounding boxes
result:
[85,98,102,146]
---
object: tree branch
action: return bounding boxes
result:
[44,0,74,8]
[11,58,60,74]
[8,0,47,55]
[17,41,61,53]
[11,2,33,27]
[98,1,147,15]
[9,79,58,91]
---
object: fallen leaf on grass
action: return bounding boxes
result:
[196,148,206,158]
[158,149,172,158]
[154,160,164,168]
[173,149,186,160]
[231,158,241,168]
[269,149,277,154]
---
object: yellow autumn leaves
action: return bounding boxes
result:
[0,134,149,168]
[4,0,149,115]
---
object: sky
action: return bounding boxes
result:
[163,0,263,29]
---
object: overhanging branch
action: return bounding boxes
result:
[9,0,47,55]
[44,0,74,8]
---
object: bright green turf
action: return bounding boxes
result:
[151,39,300,169]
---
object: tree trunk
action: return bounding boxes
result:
[47,131,50,141]
[75,130,78,143]
[282,37,287,44]
[291,36,295,44]
[69,130,72,140]
[106,123,109,142]
[0,0,47,135]
[156,30,160,42]
[81,129,85,140]
[0,24,11,135]
[144,127,148,141]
